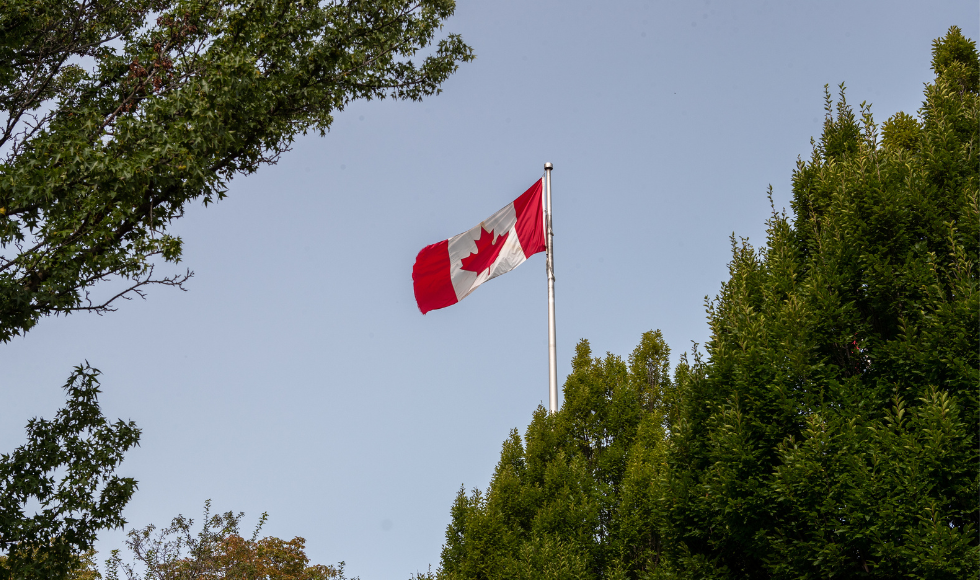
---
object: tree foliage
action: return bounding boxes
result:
[1,1,471,577]
[0,550,102,580]
[0,0,472,342]
[437,331,678,580]
[434,26,978,580]
[665,26,978,578]
[0,365,140,580]
[103,501,349,580]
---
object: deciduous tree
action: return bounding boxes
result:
[0,0,472,342]
[105,501,349,580]
[1,1,470,574]
[0,365,140,580]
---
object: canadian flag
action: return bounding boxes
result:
[413,180,546,314]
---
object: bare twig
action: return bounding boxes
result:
[71,265,193,314]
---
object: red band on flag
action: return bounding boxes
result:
[513,180,546,258]
[413,240,457,314]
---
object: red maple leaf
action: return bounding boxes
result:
[460,226,509,275]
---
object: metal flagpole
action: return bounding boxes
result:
[544,162,558,413]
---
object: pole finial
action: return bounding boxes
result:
[544,162,553,170]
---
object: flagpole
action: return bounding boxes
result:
[544,162,558,413]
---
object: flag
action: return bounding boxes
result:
[413,179,546,314]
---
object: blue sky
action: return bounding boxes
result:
[2,1,977,578]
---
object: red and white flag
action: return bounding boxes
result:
[413,180,546,314]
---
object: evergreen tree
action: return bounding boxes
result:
[666,25,978,579]
[438,331,677,580]
[433,26,978,580]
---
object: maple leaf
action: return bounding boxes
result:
[460,226,509,275]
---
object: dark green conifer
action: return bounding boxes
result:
[434,26,978,580]
[438,332,676,580]
[667,25,978,579]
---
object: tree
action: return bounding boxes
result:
[436,331,678,580]
[0,0,473,342]
[0,550,102,580]
[432,25,978,580]
[103,501,350,580]
[1,1,470,574]
[0,365,141,580]
[665,25,978,578]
